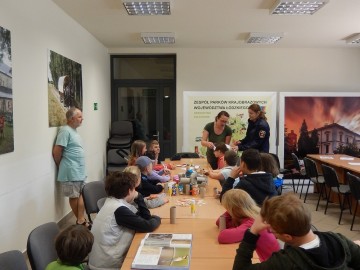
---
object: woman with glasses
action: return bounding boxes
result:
[234,103,270,153]
[201,111,232,169]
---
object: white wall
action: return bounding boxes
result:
[110,47,360,152]
[0,0,110,252]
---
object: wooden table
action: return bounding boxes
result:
[120,219,259,270]
[307,154,360,211]
[120,158,260,269]
[307,154,360,183]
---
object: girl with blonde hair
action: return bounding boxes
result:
[128,140,147,166]
[216,189,279,261]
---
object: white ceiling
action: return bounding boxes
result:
[53,0,360,49]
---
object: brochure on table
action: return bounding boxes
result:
[132,233,192,270]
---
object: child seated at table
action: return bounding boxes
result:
[136,156,165,197]
[88,171,161,270]
[260,153,283,194]
[220,149,277,205]
[214,142,229,169]
[129,140,170,183]
[128,140,147,166]
[46,225,94,270]
[216,189,279,262]
[145,139,162,165]
[203,150,238,186]
[232,193,360,269]
[124,165,169,209]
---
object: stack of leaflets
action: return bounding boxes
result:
[131,233,192,270]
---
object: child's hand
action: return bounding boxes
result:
[230,166,242,179]
[148,194,159,199]
[164,168,171,175]
[250,215,270,235]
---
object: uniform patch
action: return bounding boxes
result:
[259,130,266,138]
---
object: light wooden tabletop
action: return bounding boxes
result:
[121,219,259,270]
[120,157,260,269]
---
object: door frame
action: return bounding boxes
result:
[110,55,177,159]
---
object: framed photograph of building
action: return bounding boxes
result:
[279,92,360,169]
[0,25,13,155]
[48,50,83,127]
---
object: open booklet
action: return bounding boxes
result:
[131,233,192,270]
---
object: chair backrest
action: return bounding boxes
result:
[27,222,60,270]
[269,153,281,169]
[303,157,318,178]
[0,250,28,270]
[347,172,360,200]
[291,153,301,171]
[82,180,107,222]
[170,152,200,161]
[107,149,128,165]
[110,121,133,137]
[321,164,340,188]
[97,197,106,210]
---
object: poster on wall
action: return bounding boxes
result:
[0,26,14,155]
[48,50,83,127]
[183,92,277,155]
[279,93,360,169]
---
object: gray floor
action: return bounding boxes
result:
[281,183,360,240]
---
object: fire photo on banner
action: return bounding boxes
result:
[279,93,360,169]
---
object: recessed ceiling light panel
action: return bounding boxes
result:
[271,0,329,15]
[141,32,175,44]
[346,34,360,44]
[123,0,171,15]
[246,32,284,44]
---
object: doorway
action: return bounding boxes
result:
[111,55,176,160]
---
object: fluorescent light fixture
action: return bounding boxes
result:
[346,34,360,44]
[141,32,175,44]
[246,32,284,44]
[271,0,329,15]
[123,0,171,15]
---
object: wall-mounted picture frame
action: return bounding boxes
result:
[0,25,13,155]
[279,92,360,169]
[48,50,83,127]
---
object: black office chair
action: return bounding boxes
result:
[107,120,133,150]
[27,222,60,270]
[82,180,107,223]
[0,250,28,270]
[291,153,307,197]
[303,157,326,209]
[106,149,128,174]
[321,164,352,225]
[347,172,360,230]
[170,152,200,161]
